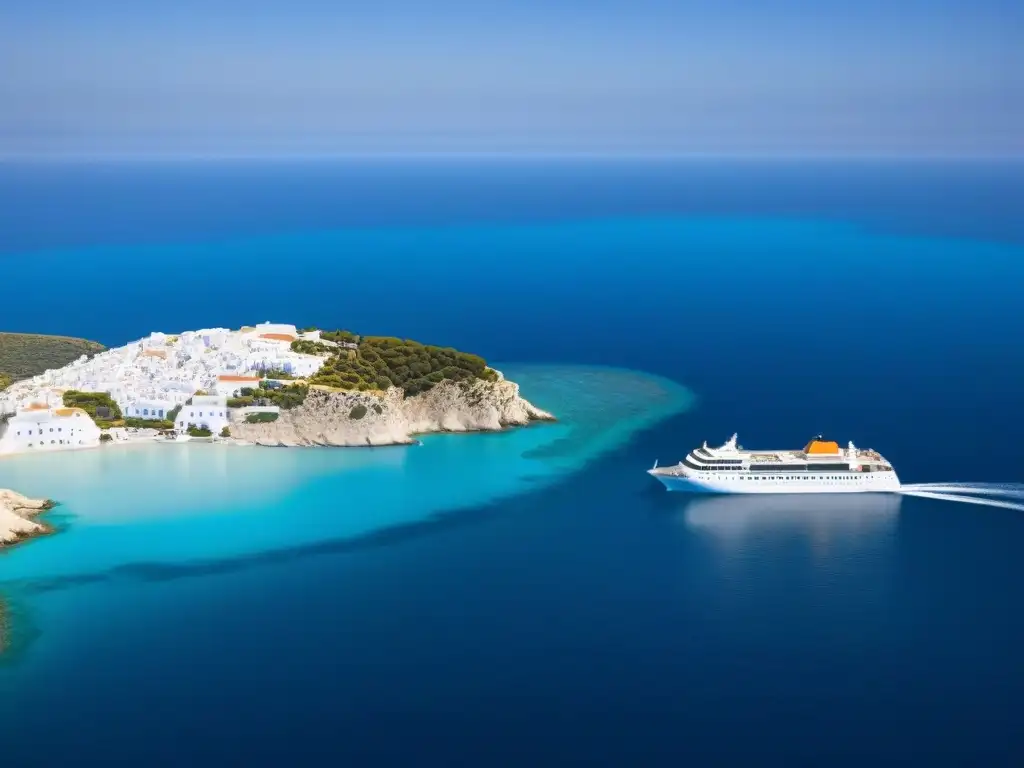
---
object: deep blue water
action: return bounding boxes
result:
[1,159,1023,765]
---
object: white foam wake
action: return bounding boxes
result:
[899,482,1024,500]
[899,487,1024,513]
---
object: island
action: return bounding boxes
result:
[0,489,55,548]
[0,322,555,454]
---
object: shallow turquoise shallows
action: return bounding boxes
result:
[0,364,692,657]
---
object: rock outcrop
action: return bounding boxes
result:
[228,375,555,447]
[0,489,54,547]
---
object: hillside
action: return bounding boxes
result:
[0,332,106,389]
[303,332,498,397]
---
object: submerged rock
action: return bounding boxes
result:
[0,489,55,547]
[227,376,555,447]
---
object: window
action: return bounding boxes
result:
[50,427,54,432]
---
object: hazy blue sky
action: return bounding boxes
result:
[2,0,1021,156]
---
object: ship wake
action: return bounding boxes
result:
[898,483,1024,512]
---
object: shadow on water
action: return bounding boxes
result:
[684,493,903,560]
[0,433,653,600]
[644,489,903,544]
[1,499,509,599]
[0,455,606,661]
[0,498,513,659]
[0,595,41,663]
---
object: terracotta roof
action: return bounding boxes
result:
[217,375,261,382]
[143,349,168,359]
[258,333,296,342]
[54,407,86,417]
[24,403,50,411]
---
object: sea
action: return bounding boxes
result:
[0,158,1023,766]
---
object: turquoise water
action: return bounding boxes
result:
[0,364,692,663]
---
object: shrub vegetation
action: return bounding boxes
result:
[244,411,280,424]
[320,330,359,344]
[124,417,175,430]
[290,339,333,356]
[0,333,105,383]
[259,368,295,380]
[308,334,497,397]
[257,381,308,409]
[63,390,123,426]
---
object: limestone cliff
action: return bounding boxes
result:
[228,376,555,447]
[0,489,54,547]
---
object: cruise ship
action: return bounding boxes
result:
[648,434,900,494]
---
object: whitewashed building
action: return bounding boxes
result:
[0,322,332,448]
[0,404,102,454]
[124,399,178,420]
[246,322,299,340]
[175,395,231,435]
[215,375,262,398]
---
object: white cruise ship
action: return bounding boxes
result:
[648,434,900,494]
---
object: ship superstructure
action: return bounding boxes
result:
[648,435,900,494]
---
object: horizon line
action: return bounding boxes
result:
[2,150,1022,163]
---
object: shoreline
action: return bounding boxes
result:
[0,491,58,551]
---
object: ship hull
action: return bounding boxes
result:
[649,470,901,494]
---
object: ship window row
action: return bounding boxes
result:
[729,475,861,481]
[685,456,742,467]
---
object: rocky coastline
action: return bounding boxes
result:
[0,489,56,548]
[229,375,555,447]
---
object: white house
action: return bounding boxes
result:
[0,404,102,455]
[175,395,231,435]
[215,375,262,398]
[281,355,325,377]
[124,399,178,420]
[247,322,299,340]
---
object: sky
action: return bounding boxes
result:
[1,0,1021,157]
